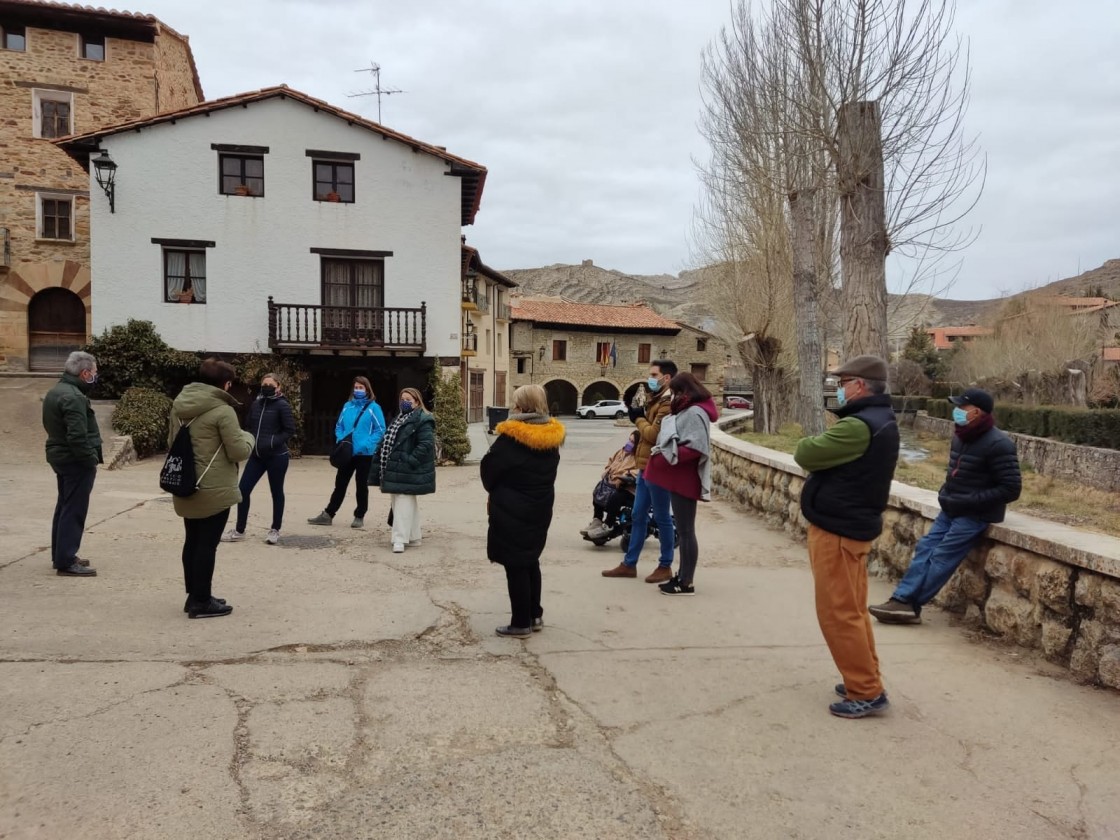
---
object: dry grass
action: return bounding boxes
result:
[737,426,1120,538]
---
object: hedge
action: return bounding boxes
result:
[922,399,1120,450]
[112,387,172,458]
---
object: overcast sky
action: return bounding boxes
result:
[141,0,1118,301]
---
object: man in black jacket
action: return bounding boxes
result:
[871,388,1021,624]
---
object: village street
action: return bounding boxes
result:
[1,419,1118,840]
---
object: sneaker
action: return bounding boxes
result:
[221,529,245,543]
[835,684,889,700]
[585,522,613,540]
[308,511,333,526]
[869,598,921,625]
[658,576,695,595]
[351,517,364,529]
[188,597,234,619]
[495,625,532,638]
[265,529,281,545]
[645,566,672,584]
[580,518,603,537]
[392,542,405,553]
[601,563,637,578]
[532,617,544,632]
[829,693,890,719]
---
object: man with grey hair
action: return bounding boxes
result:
[42,351,102,576]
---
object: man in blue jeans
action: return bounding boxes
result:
[602,360,677,583]
[871,388,1021,624]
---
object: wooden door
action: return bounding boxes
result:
[468,371,484,423]
[28,288,85,372]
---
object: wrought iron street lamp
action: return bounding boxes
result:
[92,149,116,213]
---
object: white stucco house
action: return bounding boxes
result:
[59,85,491,452]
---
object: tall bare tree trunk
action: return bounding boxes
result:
[837,100,889,363]
[788,188,825,434]
[739,335,786,433]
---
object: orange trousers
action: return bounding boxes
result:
[807,523,883,700]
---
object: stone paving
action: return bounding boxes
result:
[0,419,1118,839]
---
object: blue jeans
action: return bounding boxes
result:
[235,453,289,532]
[623,470,674,569]
[891,511,988,609]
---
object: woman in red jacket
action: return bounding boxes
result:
[643,372,719,595]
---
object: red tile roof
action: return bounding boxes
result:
[461,243,516,288]
[926,325,994,351]
[1,0,157,21]
[511,296,680,332]
[1103,347,1120,362]
[58,85,487,226]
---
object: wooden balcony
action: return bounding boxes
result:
[268,298,426,354]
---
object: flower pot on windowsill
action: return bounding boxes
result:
[177,290,194,304]
[234,184,251,196]
[326,192,341,203]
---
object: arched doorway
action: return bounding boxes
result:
[543,379,578,416]
[581,380,620,405]
[28,288,86,372]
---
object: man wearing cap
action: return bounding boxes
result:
[794,355,899,718]
[871,388,1021,625]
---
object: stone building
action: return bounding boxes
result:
[460,240,516,422]
[509,296,726,415]
[0,0,201,370]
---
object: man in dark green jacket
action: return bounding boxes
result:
[42,351,103,576]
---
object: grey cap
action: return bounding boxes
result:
[829,354,888,382]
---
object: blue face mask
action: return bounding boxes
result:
[399,401,414,414]
[835,384,847,408]
[353,390,366,400]
[952,407,969,426]
[647,377,662,392]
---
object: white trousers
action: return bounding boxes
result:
[390,494,422,545]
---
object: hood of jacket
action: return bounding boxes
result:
[173,382,240,420]
[495,417,566,450]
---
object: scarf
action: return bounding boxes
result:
[955,412,995,443]
[380,411,410,474]
[507,411,551,425]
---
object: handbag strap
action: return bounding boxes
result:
[345,404,373,438]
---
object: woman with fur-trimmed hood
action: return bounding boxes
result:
[480,383,566,638]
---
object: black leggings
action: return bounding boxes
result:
[670,493,699,585]
[182,509,230,602]
[504,562,543,629]
[326,455,372,518]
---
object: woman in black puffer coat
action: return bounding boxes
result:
[223,373,296,546]
[481,383,565,638]
[373,387,436,553]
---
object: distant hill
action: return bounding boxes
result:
[500,259,1120,339]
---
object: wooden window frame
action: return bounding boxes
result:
[312,160,355,203]
[35,91,72,139]
[218,153,265,197]
[79,33,105,61]
[38,195,73,241]
[638,342,652,364]
[552,339,567,362]
[2,24,26,51]
[163,248,206,303]
[690,363,709,382]
[696,338,708,352]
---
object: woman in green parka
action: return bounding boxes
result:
[371,387,435,554]
[168,358,254,618]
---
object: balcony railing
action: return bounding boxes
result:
[268,298,426,351]
[461,282,489,313]
[461,331,478,356]
[496,302,511,321]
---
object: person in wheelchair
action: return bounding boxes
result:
[581,431,639,541]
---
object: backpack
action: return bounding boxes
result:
[160,419,219,497]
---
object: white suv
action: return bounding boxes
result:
[576,399,627,419]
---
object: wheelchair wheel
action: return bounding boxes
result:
[590,537,608,546]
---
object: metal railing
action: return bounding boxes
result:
[461,282,489,313]
[268,298,426,350]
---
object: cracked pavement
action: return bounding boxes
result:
[1,420,1118,839]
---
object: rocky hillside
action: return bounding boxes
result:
[500,259,1120,335]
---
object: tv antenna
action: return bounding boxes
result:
[349,61,404,123]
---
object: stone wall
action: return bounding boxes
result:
[710,421,1120,689]
[914,413,1120,492]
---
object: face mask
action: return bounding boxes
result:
[399,401,414,414]
[353,389,366,400]
[260,385,276,398]
[835,384,847,408]
[647,377,662,392]
[623,441,635,454]
[952,407,970,426]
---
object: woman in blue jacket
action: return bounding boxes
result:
[222,373,297,545]
[308,376,385,529]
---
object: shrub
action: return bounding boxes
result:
[428,365,470,464]
[112,387,172,458]
[83,320,198,399]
